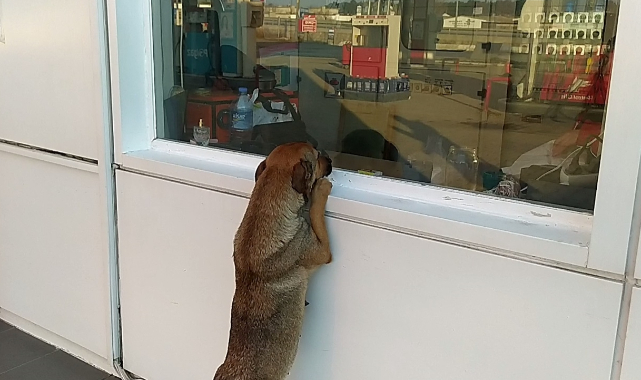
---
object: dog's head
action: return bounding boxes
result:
[254,142,332,196]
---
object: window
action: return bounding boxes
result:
[156,0,619,212]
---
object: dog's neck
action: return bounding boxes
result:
[241,169,306,232]
[251,169,306,213]
[233,169,307,271]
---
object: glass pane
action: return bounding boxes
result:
[156,0,618,212]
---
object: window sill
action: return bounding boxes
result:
[119,140,592,270]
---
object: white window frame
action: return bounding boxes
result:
[105,0,641,278]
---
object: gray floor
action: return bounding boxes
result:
[0,319,116,380]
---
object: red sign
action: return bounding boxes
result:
[299,16,317,33]
[539,72,610,106]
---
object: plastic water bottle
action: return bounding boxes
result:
[445,146,479,191]
[230,87,254,145]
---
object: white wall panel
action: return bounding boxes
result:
[116,171,243,380]
[636,233,641,280]
[0,150,109,359]
[621,287,641,380]
[117,171,621,380]
[0,0,102,159]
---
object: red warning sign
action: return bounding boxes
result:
[299,16,317,33]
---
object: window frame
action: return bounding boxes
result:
[105,0,641,277]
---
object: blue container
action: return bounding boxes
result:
[184,33,211,75]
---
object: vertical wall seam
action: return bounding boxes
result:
[95,0,133,379]
[610,152,641,380]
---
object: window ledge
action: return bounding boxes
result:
[120,140,592,269]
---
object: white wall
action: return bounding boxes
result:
[636,233,641,280]
[0,0,103,160]
[0,150,110,360]
[116,170,622,380]
[0,0,112,371]
[621,287,641,380]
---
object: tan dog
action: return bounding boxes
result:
[214,142,333,380]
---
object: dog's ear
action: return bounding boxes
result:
[292,159,313,195]
[254,160,267,182]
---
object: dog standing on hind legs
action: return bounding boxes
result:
[214,142,333,380]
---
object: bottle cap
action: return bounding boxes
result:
[239,87,248,94]
[199,119,203,127]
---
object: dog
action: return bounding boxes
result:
[214,142,333,380]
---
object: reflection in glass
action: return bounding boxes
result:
[445,146,479,191]
[155,0,619,212]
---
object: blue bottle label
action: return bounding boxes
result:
[232,109,253,130]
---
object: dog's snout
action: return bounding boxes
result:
[314,149,332,176]
[323,156,333,176]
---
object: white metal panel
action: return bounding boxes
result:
[0,149,110,359]
[589,0,641,274]
[116,171,621,380]
[121,145,593,270]
[621,287,641,380]
[116,170,241,380]
[637,233,641,280]
[0,0,103,160]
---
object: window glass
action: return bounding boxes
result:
[157,0,618,212]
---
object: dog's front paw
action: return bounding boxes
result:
[312,178,333,201]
